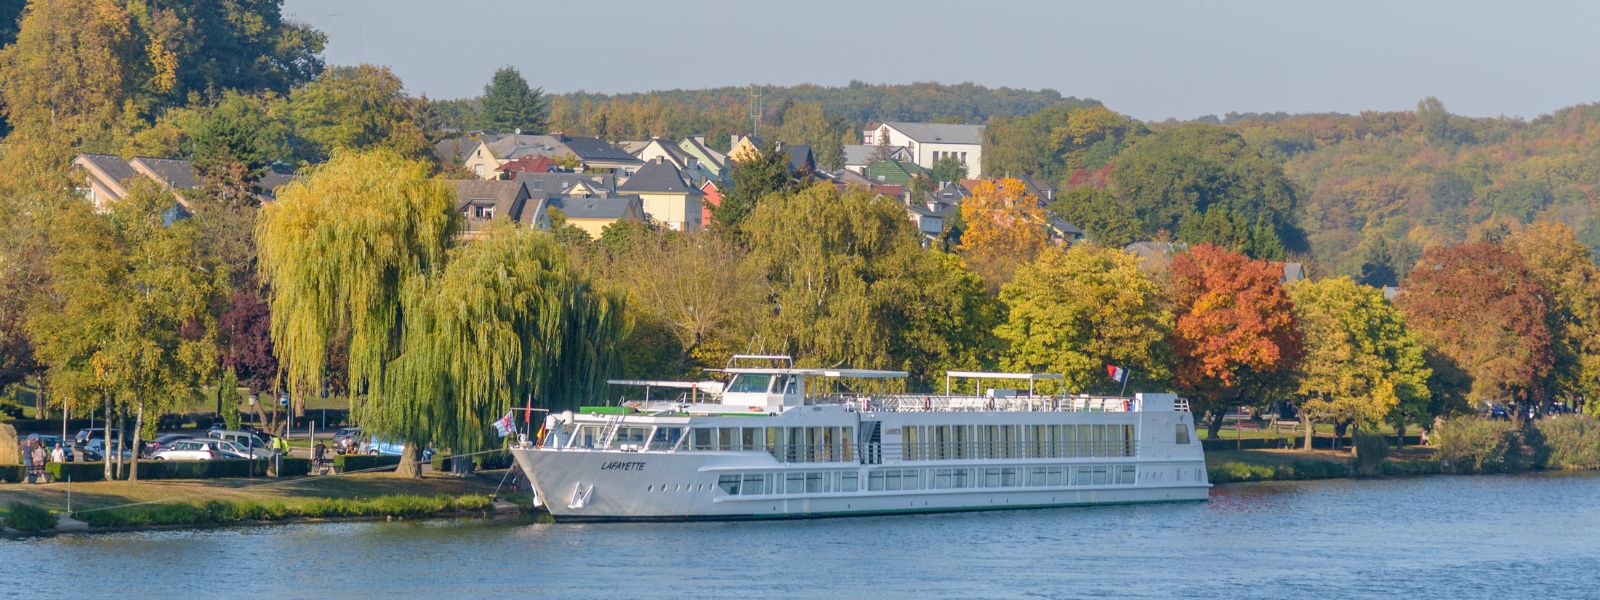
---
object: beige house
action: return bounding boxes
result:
[541,196,647,238]
[72,153,294,211]
[462,134,642,180]
[617,158,704,231]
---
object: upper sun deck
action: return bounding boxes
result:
[596,361,1188,419]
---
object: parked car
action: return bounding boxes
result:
[195,437,271,460]
[25,434,73,461]
[81,437,136,462]
[363,437,433,461]
[74,427,109,446]
[208,429,275,454]
[150,439,226,461]
[332,427,361,447]
[144,433,193,454]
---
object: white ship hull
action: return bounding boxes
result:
[514,446,1210,522]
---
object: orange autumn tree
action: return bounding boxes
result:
[958,178,1049,287]
[1169,244,1303,439]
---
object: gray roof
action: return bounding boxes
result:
[515,172,616,195]
[131,157,199,189]
[843,144,910,166]
[450,180,530,228]
[434,136,486,164]
[548,195,641,220]
[784,144,814,172]
[883,122,984,145]
[617,159,696,194]
[559,136,639,162]
[78,153,138,186]
[486,134,640,166]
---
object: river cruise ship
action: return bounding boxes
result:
[511,356,1209,522]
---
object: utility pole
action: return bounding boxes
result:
[748,85,761,136]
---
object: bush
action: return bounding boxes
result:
[1209,462,1275,483]
[272,457,312,477]
[0,464,22,483]
[47,462,106,482]
[3,502,56,533]
[1535,415,1600,470]
[1352,434,1392,477]
[429,450,513,473]
[136,459,267,479]
[1433,416,1515,473]
[334,454,400,473]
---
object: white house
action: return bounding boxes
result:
[863,122,984,178]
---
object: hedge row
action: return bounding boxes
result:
[272,457,312,477]
[1208,459,1350,484]
[334,454,400,473]
[43,459,272,482]
[76,494,494,528]
[0,464,21,483]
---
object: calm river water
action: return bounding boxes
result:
[4,473,1600,598]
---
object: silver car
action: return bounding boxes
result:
[150,439,225,461]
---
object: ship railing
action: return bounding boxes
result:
[804,394,1140,413]
[739,441,1140,463]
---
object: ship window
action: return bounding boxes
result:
[1046,466,1064,486]
[838,471,858,492]
[771,375,789,394]
[718,428,735,451]
[742,473,765,495]
[741,427,759,450]
[904,469,922,490]
[1119,465,1137,485]
[806,472,824,493]
[726,374,774,394]
[1001,467,1019,487]
[884,470,902,491]
[953,468,971,488]
[787,473,806,494]
[1073,466,1091,486]
[717,474,740,495]
[1093,466,1110,485]
[933,468,951,489]
[649,427,682,450]
[983,468,1001,488]
[1175,423,1191,445]
[1027,466,1047,486]
[691,428,713,451]
[868,471,885,491]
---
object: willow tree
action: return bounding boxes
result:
[380,223,627,465]
[257,148,457,471]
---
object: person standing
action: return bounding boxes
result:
[20,439,35,484]
[50,443,65,465]
[29,441,47,484]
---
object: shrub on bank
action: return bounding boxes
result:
[1433,416,1515,473]
[0,464,22,483]
[1534,415,1600,470]
[1207,459,1349,483]
[1378,459,1444,477]
[1352,434,1392,477]
[77,494,494,528]
[4,502,56,533]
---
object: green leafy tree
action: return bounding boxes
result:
[257,148,458,475]
[1288,277,1430,449]
[0,0,144,149]
[478,66,547,133]
[997,245,1173,393]
[742,184,997,388]
[1111,123,1303,257]
[289,65,431,161]
[983,103,1144,182]
[931,156,967,185]
[187,91,292,187]
[605,233,764,375]
[714,144,797,235]
[1048,187,1142,247]
[27,181,224,480]
[773,101,845,170]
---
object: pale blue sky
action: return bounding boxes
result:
[282,0,1600,121]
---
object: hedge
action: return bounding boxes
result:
[47,461,105,482]
[271,457,312,477]
[43,459,273,482]
[334,454,400,473]
[77,494,495,529]
[0,464,21,483]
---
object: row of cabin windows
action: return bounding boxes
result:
[716,464,1139,496]
[568,425,682,450]
[899,424,1136,461]
[689,426,855,463]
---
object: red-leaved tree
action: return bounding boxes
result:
[1396,241,1552,421]
[1169,244,1303,438]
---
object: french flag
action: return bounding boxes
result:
[1106,365,1128,384]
